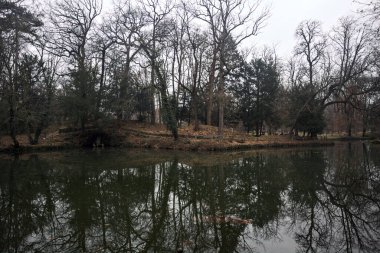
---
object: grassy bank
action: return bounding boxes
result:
[0,121,336,153]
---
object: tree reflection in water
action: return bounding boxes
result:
[0,143,379,253]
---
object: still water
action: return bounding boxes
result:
[0,143,380,253]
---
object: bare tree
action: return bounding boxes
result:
[49,0,102,130]
[295,20,327,90]
[323,17,373,106]
[289,18,375,137]
[195,0,268,137]
[288,20,327,136]
[172,2,209,130]
[25,36,60,144]
[104,0,145,119]
[139,0,173,124]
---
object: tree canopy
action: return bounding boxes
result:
[1,0,380,146]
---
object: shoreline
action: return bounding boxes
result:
[125,138,335,151]
[0,139,336,154]
[1,122,374,155]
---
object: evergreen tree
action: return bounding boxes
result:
[230,57,280,136]
[0,0,42,147]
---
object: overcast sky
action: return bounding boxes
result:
[254,0,359,59]
[102,0,360,59]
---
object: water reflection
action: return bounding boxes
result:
[0,143,380,253]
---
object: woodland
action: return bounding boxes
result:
[1,0,380,148]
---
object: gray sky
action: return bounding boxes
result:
[255,0,358,59]
[103,0,359,59]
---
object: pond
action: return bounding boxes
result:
[0,142,380,253]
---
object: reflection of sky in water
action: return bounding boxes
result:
[261,225,297,253]
[0,143,379,252]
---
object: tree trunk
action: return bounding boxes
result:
[347,121,352,137]
[27,121,35,144]
[9,29,20,148]
[362,113,367,137]
[158,93,162,124]
[150,26,157,125]
[150,87,156,124]
[154,63,178,140]
[217,38,226,138]
[217,83,224,137]
[255,121,260,137]
[191,51,200,131]
[33,126,43,145]
[97,47,106,115]
[118,56,131,120]
[9,103,19,148]
[192,93,199,131]
[206,48,217,126]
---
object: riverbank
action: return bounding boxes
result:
[128,122,337,150]
[0,121,338,153]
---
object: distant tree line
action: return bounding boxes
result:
[1,0,380,146]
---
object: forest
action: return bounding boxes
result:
[1,0,380,148]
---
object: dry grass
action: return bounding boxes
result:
[121,121,334,151]
[0,120,334,152]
